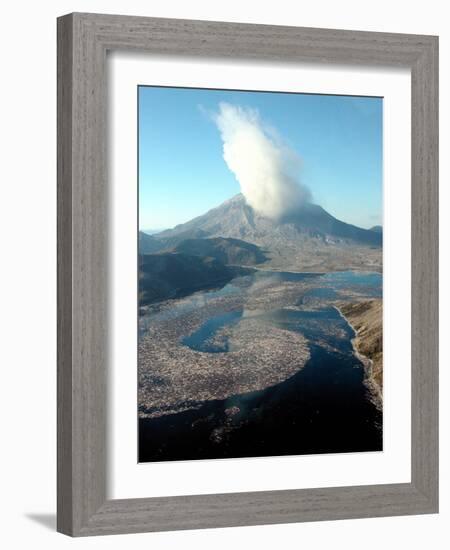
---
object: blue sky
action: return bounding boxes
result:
[139,86,382,230]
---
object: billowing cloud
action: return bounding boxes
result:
[214,103,310,219]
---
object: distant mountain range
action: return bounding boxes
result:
[369,225,383,234]
[140,228,167,235]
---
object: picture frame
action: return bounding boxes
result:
[57,12,438,536]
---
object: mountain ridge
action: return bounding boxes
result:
[173,236,268,266]
[142,194,382,272]
[156,194,381,247]
[139,252,252,306]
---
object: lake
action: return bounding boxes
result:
[139,270,383,462]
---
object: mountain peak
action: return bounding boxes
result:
[157,195,380,246]
[149,194,381,272]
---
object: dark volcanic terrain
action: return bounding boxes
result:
[173,236,268,266]
[139,252,252,306]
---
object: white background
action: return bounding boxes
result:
[109,54,411,498]
[0,1,447,549]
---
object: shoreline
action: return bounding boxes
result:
[334,305,383,411]
[251,266,383,275]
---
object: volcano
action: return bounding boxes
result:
[157,194,380,245]
[144,195,382,272]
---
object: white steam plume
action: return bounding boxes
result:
[214,103,310,219]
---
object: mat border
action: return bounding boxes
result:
[57,12,438,536]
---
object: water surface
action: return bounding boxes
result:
[139,270,383,462]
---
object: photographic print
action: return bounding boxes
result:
[138,86,383,463]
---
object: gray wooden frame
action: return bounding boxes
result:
[57,12,439,537]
